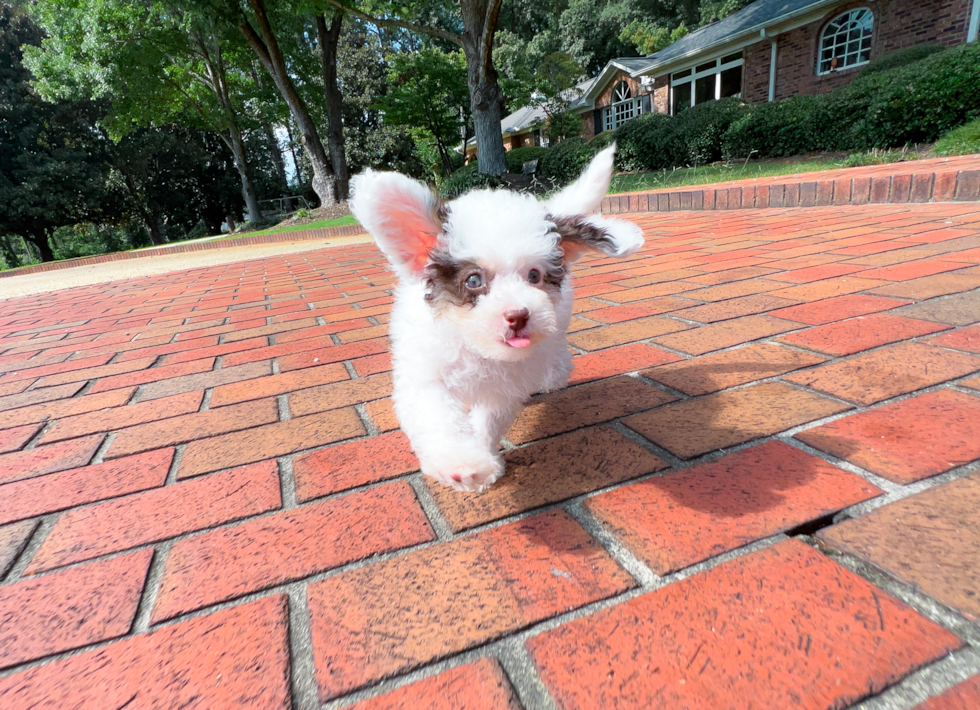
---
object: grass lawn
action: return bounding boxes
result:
[226,214,358,238]
[608,154,894,194]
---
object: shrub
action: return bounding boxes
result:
[840,147,908,168]
[613,112,682,171]
[505,145,547,173]
[673,97,749,165]
[933,118,980,156]
[589,130,616,151]
[861,44,945,76]
[439,163,502,198]
[538,137,598,183]
[723,94,832,159]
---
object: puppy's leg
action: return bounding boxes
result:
[395,380,502,492]
[540,345,573,393]
[468,402,524,491]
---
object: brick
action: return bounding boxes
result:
[0,378,33,397]
[953,170,980,200]
[0,382,85,414]
[365,398,399,431]
[784,342,980,405]
[568,343,681,385]
[152,481,433,622]
[0,353,113,384]
[796,390,980,484]
[932,171,959,203]
[893,290,980,325]
[872,273,980,301]
[178,408,365,478]
[770,263,866,283]
[910,173,935,202]
[33,357,155,388]
[527,539,962,710]
[209,362,348,407]
[587,441,881,574]
[0,449,173,525]
[351,352,392,376]
[106,398,279,459]
[927,323,980,353]
[134,360,272,401]
[275,319,373,343]
[287,372,392,417]
[0,435,103,486]
[860,259,967,282]
[336,324,389,343]
[307,510,634,701]
[507,376,675,444]
[892,173,912,202]
[427,427,667,532]
[40,390,203,444]
[670,294,798,323]
[652,315,799,356]
[642,343,825,396]
[914,676,980,710]
[111,334,219,363]
[625,382,850,458]
[566,316,690,351]
[775,313,949,356]
[585,297,695,323]
[221,317,319,342]
[347,659,522,710]
[0,595,291,709]
[819,474,980,620]
[683,265,780,286]
[26,460,281,573]
[0,550,152,669]
[0,422,42,454]
[0,520,36,578]
[770,276,889,302]
[770,294,911,325]
[293,430,417,500]
[0,388,133,430]
[160,336,269,365]
[87,358,215,395]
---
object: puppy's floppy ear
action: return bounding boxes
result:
[349,169,445,276]
[546,142,616,217]
[544,142,644,263]
[548,213,645,264]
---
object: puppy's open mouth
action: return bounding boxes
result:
[504,329,532,348]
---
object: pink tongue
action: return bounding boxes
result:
[506,336,532,348]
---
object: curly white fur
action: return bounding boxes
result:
[349,144,644,491]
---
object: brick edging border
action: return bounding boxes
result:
[601,169,980,215]
[0,223,368,279]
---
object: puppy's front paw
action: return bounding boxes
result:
[424,450,504,492]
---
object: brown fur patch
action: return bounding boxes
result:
[547,214,617,258]
[424,249,491,308]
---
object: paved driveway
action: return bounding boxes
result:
[0,201,978,709]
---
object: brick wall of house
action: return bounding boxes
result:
[580,113,597,139]
[594,71,643,109]
[743,0,974,104]
[652,76,670,114]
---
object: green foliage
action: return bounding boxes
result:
[613,112,682,171]
[724,43,980,159]
[538,137,598,183]
[619,21,688,56]
[840,148,908,168]
[50,222,150,260]
[439,163,502,199]
[505,146,547,173]
[699,0,755,25]
[673,97,748,165]
[590,130,617,151]
[722,95,830,159]
[933,118,980,156]
[861,44,945,76]
[379,47,470,176]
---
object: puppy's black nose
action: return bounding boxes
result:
[504,308,529,331]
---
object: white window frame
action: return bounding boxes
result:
[669,52,743,115]
[602,81,645,131]
[817,8,874,75]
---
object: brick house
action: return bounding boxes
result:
[488,0,980,149]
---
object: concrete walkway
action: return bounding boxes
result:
[0,198,978,709]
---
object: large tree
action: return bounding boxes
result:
[330,0,508,176]
[0,5,118,260]
[25,0,267,223]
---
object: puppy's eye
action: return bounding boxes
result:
[465,273,484,290]
[527,269,541,284]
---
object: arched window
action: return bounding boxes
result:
[818,8,873,75]
[602,80,645,131]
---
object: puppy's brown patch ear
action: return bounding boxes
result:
[548,214,618,263]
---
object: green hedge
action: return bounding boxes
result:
[538,137,598,183]
[675,97,750,165]
[613,113,682,172]
[505,145,547,173]
[439,163,501,199]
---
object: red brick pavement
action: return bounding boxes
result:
[0,201,979,708]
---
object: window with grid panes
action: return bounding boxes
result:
[670,52,742,115]
[818,8,873,75]
[602,81,645,131]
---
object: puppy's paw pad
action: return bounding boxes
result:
[427,454,504,492]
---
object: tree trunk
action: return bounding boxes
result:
[284,120,304,185]
[264,123,287,189]
[316,12,349,200]
[145,217,166,246]
[25,231,54,262]
[239,0,336,206]
[224,126,263,223]
[459,0,507,176]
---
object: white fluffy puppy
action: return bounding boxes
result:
[349,144,644,492]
